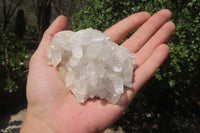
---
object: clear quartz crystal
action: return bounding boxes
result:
[47,28,135,104]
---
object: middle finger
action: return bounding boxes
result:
[122,9,172,53]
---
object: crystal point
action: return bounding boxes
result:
[47,28,135,104]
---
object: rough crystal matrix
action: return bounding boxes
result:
[47,28,134,104]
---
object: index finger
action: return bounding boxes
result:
[104,12,151,44]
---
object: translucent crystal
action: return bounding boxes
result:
[47,28,135,104]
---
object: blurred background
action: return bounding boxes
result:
[0,0,200,132]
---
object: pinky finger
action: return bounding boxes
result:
[133,44,169,92]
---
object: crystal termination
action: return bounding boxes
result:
[47,28,134,104]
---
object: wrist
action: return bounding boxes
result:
[20,109,56,133]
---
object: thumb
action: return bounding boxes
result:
[35,15,68,58]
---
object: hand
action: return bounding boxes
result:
[20,9,175,133]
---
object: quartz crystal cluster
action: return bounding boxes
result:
[47,28,135,104]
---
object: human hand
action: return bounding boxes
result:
[20,9,175,133]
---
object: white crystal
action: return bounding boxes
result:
[47,28,135,104]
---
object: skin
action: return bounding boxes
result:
[20,9,175,133]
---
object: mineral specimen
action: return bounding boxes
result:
[47,28,135,104]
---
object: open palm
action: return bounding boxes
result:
[21,9,175,133]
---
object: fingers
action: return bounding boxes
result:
[104,12,151,43]
[135,21,175,66]
[133,44,169,91]
[122,9,172,53]
[118,44,169,106]
[36,15,68,57]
